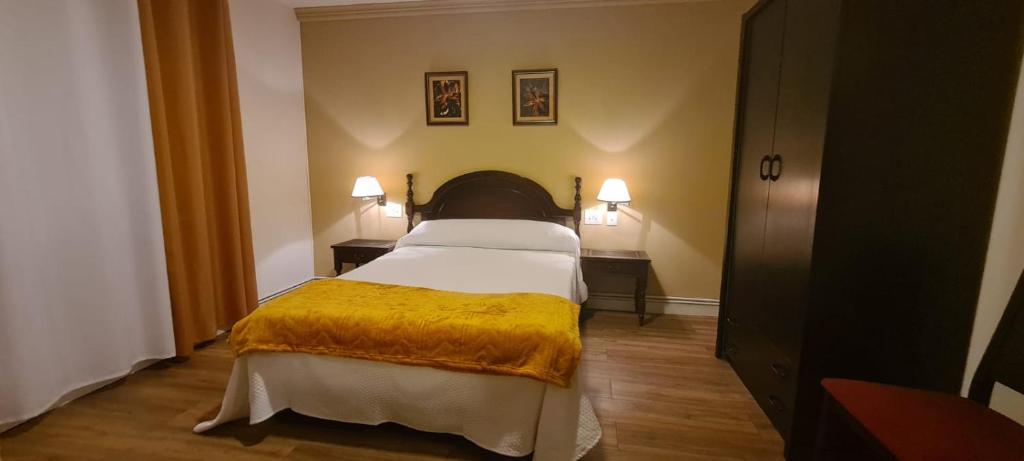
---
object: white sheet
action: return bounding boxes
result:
[195,245,599,460]
[343,245,587,303]
[392,219,587,303]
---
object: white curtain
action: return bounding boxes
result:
[0,0,175,432]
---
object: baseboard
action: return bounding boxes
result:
[585,292,719,317]
[258,278,318,304]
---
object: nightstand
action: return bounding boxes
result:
[331,239,396,275]
[581,249,652,325]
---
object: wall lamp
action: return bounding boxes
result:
[352,176,386,206]
[597,178,631,211]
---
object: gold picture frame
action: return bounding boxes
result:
[512,68,557,125]
[424,71,468,125]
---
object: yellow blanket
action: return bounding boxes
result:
[230,279,582,387]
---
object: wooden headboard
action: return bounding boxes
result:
[405,170,582,236]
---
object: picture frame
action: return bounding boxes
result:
[424,71,468,125]
[512,68,557,125]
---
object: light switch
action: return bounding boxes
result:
[584,208,602,225]
[606,211,619,226]
[384,202,403,218]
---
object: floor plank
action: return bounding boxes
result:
[0,311,784,460]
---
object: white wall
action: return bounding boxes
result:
[962,62,1024,424]
[0,0,175,432]
[230,0,315,299]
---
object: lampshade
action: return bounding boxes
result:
[597,178,631,203]
[351,176,384,198]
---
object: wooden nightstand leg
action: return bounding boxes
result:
[635,274,647,326]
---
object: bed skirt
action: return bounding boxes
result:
[194,353,601,460]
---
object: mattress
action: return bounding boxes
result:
[195,245,599,460]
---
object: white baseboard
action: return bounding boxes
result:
[259,278,318,304]
[585,292,719,317]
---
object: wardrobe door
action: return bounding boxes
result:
[720,0,786,341]
[756,0,841,449]
[759,0,840,360]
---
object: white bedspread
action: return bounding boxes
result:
[194,245,599,460]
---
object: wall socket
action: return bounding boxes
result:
[384,202,403,218]
[606,211,619,226]
[584,208,602,225]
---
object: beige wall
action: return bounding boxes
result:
[300,0,753,299]
[231,0,315,299]
[961,60,1024,424]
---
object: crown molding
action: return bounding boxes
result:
[295,0,710,22]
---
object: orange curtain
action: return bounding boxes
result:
[138,0,258,356]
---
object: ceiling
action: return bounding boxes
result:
[280,0,417,7]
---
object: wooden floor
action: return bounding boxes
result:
[0,311,784,460]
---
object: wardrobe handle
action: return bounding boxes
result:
[767,396,787,413]
[769,154,783,181]
[759,155,771,181]
[726,316,739,327]
[769,363,789,378]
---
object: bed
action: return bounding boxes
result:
[195,171,601,460]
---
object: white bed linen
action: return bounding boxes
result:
[391,219,588,304]
[346,245,587,303]
[195,245,599,460]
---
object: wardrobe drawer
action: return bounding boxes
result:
[722,322,755,363]
[724,325,797,439]
[758,339,798,438]
[763,340,796,393]
[724,323,771,397]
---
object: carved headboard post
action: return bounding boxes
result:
[406,173,415,233]
[573,177,582,237]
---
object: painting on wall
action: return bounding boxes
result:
[424,71,468,125]
[512,69,557,125]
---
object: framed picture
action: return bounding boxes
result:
[424,71,468,125]
[512,68,557,125]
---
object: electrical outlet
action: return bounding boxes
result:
[584,208,602,225]
[384,202,403,218]
[606,211,619,226]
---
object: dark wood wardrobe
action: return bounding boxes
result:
[716,0,1024,459]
